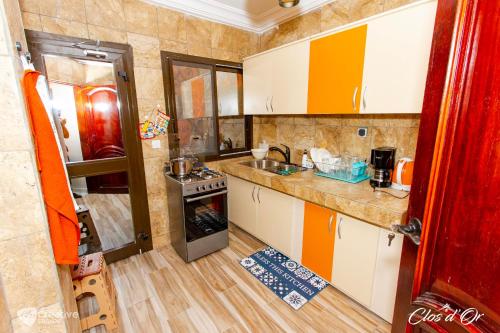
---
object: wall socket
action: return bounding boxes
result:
[357,127,368,137]
[151,140,161,149]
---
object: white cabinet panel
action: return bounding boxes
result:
[243,40,309,115]
[331,214,380,307]
[227,175,257,234]
[256,186,304,258]
[243,53,273,115]
[360,1,437,114]
[271,40,310,115]
[371,230,403,323]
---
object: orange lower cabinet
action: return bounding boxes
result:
[301,202,336,281]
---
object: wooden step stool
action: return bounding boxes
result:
[72,252,118,331]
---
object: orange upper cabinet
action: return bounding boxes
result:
[307,25,367,114]
[301,202,336,281]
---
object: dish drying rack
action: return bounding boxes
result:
[314,157,370,183]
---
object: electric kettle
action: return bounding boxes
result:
[391,157,414,191]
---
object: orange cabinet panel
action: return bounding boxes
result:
[301,202,336,281]
[307,25,367,114]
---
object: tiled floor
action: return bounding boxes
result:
[81,224,391,332]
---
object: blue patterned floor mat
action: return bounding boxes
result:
[240,246,328,310]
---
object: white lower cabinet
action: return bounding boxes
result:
[227,175,257,234]
[228,175,403,322]
[227,175,304,259]
[256,186,304,260]
[330,213,403,323]
[371,230,404,322]
[331,213,380,307]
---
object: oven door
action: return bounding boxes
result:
[183,189,228,243]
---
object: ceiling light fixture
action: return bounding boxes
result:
[279,0,300,8]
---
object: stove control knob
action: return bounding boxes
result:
[196,186,202,192]
[221,181,225,187]
[214,182,219,187]
[208,184,213,189]
[202,185,207,191]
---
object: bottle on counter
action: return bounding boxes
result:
[302,150,314,169]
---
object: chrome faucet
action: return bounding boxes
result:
[269,144,291,164]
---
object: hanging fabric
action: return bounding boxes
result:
[23,70,80,265]
[35,74,79,210]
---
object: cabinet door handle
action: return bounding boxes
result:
[328,214,334,233]
[252,186,256,203]
[257,187,261,203]
[337,217,343,239]
[270,96,274,113]
[352,87,358,112]
[265,97,269,112]
[362,86,367,110]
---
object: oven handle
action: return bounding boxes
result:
[184,190,228,203]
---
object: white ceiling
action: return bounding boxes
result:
[145,0,334,33]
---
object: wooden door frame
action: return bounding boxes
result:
[393,0,499,332]
[26,30,153,263]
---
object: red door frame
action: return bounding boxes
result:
[392,0,500,332]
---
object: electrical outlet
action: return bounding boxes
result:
[151,140,161,149]
[357,127,368,137]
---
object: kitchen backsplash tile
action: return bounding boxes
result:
[253,114,420,164]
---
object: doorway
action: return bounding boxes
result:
[27,31,152,263]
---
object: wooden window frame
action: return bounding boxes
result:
[161,51,252,162]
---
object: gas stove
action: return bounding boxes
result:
[164,165,229,262]
[165,167,227,196]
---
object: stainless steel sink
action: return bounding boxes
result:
[240,159,307,175]
[240,159,280,169]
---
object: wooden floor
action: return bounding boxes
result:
[76,193,134,251]
[81,224,391,333]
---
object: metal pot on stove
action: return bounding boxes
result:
[169,157,197,177]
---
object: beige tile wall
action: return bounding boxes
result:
[0,0,75,331]
[19,0,260,248]
[254,115,420,165]
[259,0,419,51]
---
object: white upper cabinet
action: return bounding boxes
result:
[243,40,310,115]
[270,41,310,115]
[360,1,437,113]
[243,52,273,115]
[242,1,437,115]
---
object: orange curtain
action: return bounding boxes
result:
[23,70,80,264]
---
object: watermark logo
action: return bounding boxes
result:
[17,307,38,327]
[17,307,79,327]
[409,303,484,326]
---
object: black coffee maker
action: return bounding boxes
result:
[370,147,396,188]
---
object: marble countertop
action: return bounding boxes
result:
[220,158,409,230]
